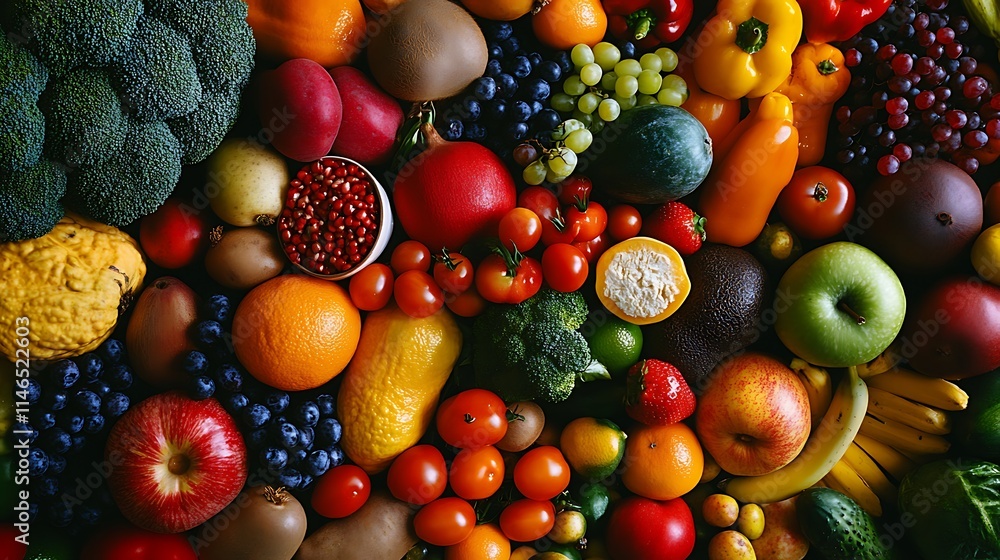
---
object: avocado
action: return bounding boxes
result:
[954,369,1000,461]
[641,244,767,393]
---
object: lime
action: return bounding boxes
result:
[559,417,626,480]
[584,316,642,377]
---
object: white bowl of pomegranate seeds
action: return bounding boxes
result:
[276,156,392,280]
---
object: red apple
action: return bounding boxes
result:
[257,58,342,162]
[139,199,208,269]
[329,66,404,166]
[695,353,811,476]
[106,392,247,533]
[607,496,695,560]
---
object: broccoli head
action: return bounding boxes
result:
[0,159,67,242]
[116,17,202,122]
[474,290,609,403]
[40,68,127,167]
[167,88,242,165]
[0,26,47,172]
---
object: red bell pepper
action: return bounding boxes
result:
[799,0,893,44]
[603,0,693,48]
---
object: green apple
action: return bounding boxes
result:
[775,242,905,367]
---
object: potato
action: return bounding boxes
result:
[205,227,285,290]
[294,491,417,560]
[497,401,545,452]
[206,139,289,227]
[751,497,809,560]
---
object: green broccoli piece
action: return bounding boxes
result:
[474,290,609,403]
[0,159,67,242]
[0,26,48,172]
[0,28,48,98]
[167,87,241,165]
[116,17,202,122]
[66,120,182,226]
[40,68,127,167]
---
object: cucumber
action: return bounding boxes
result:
[587,104,712,204]
[796,487,894,560]
[954,369,1000,461]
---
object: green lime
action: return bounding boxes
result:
[574,482,610,524]
[584,316,642,377]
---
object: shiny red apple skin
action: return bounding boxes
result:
[106,391,247,534]
[695,353,811,476]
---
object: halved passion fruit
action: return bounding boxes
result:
[595,237,691,325]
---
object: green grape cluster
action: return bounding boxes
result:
[516,119,593,185]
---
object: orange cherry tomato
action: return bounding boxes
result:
[394,270,444,318]
[513,446,570,501]
[499,499,556,542]
[312,465,370,519]
[607,205,642,241]
[776,166,856,240]
[498,207,543,252]
[414,497,477,547]
[436,389,508,449]
[449,445,505,500]
[391,240,432,274]
[348,263,394,311]
[387,444,448,505]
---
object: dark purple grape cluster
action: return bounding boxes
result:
[181,294,343,492]
[832,0,1000,180]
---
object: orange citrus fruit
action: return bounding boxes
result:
[532,0,607,50]
[232,274,361,391]
[621,423,704,501]
[445,523,510,560]
[461,0,533,21]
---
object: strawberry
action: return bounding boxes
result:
[625,359,696,425]
[641,202,706,256]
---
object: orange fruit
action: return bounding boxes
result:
[532,0,607,50]
[445,523,510,560]
[232,274,361,391]
[461,0,533,21]
[621,423,703,501]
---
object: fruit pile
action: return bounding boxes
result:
[5,0,1000,559]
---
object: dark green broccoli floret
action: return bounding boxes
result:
[116,17,202,122]
[167,88,241,164]
[0,27,48,171]
[474,290,609,403]
[0,28,48,98]
[66,120,181,226]
[0,159,67,242]
[40,68,127,167]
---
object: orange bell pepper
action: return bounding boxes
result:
[698,93,799,247]
[676,59,741,148]
[245,0,367,68]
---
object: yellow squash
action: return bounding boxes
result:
[0,213,146,361]
[338,305,462,474]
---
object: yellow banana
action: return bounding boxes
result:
[790,358,833,428]
[867,386,951,435]
[859,414,951,456]
[853,432,917,482]
[824,459,883,517]
[865,367,968,411]
[856,348,901,379]
[842,441,897,507]
[721,367,868,504]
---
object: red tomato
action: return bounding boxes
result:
[349,263,394,311]
[432,249,474,295]
[312,465,371,519]
[446,285,487,318]
[776,166,856,240]
[81,523,196,560]
[394,270,445,318]
[573,233,612,263]
[449,445,505,500]
[436,389,508,449]
[556,175,593,207]
[565,200,607,243]
[387,444,448,505]
[541,243,589,292]
[513,446,570,501]
[475,252,542,304]
[607,205,642,241]
[0,524,27,560]
[413,498,476,547]
[391,240,432,274]
[139,198,207,269]
[540,213,582,246]
[498,499,556,542]
[517,186,560,221]
[498,207,543,252]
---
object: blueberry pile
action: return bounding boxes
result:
[181,294,344,491]
[18,339,135,531]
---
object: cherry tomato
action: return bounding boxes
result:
[391,240,432,274]
[541,243,589,292]
[573,233,612,263]
[608,204,642,241]
[311,465,370,518]
[432,249,474,295]
[387,444,448,505]
[540,213,582,246]
[513,446,571,501]
[776,166,856,240]
[449,445,505,500]
[349,263,394,311]
[475,251,542,304]
[499,499,556,542]
[446,285,487,318]
[557,175,593,207]
[498,207,543,252]
[139,198,208,269]
[436,389,508,449]
[565,200,608,243]
[394,270,445,318]
[413,497,477,546]
[518,186,560,221]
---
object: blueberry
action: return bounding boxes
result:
[464,123,487,140]
[264,391,290,414]
[47,454,66,475]
[42,390,68,411]
[98,339,125,364]
[83,414,105,434]
[183,351,209,376]
[317,418,342,445]
[530,101,544,116]
[46,503,73,528]
[102,392,129,418]
[243,403,271,429]
[274,422,299,449]
[75,354,103,382]
[77,505,101,527]
[510,101,532,123]
[277,468,303,489]
[441,119,464,141]
[47,360,80,389]
[473,77,497,102]
[316,394,336,417]
[537,60,562,83]
[463,98,481,121]
[105,364,132,390]
[33,412,56,430]
[487,101,507,121]
[502,36,521,55]
[195,320,223,347]
[489,22,513,42]
[223,393,250,414]
[72,389,101,415]
[328,446,345,468]
[554,51,573,74]
[248,428,269,450]
[205,294,231,323]
[300,473,314,489]
[525,78,551,101]
[26,503,38,522]
[298,426,315,450]
[27,447,48,476]
[71,434,86,451]
[534,109,562,132]
[215,364,243,392]
[261,446,288,471]
[618,40,636,59]
[89,380,111,397]
[304,449,331,477]
[37,476,59,498]
[528,52,544,67]
[190,376,215,400]
[497,74,518,99]
[12,422,37,444]
[23,378,41,404]
[485,59,502,78]
[488,42,503,60]
[508,55,532,78]
[292,448,308,464]
[58,412,84,434]
[507,122,530,141]
[295,402,321,428]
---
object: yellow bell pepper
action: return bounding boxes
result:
[693,0,803,100]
